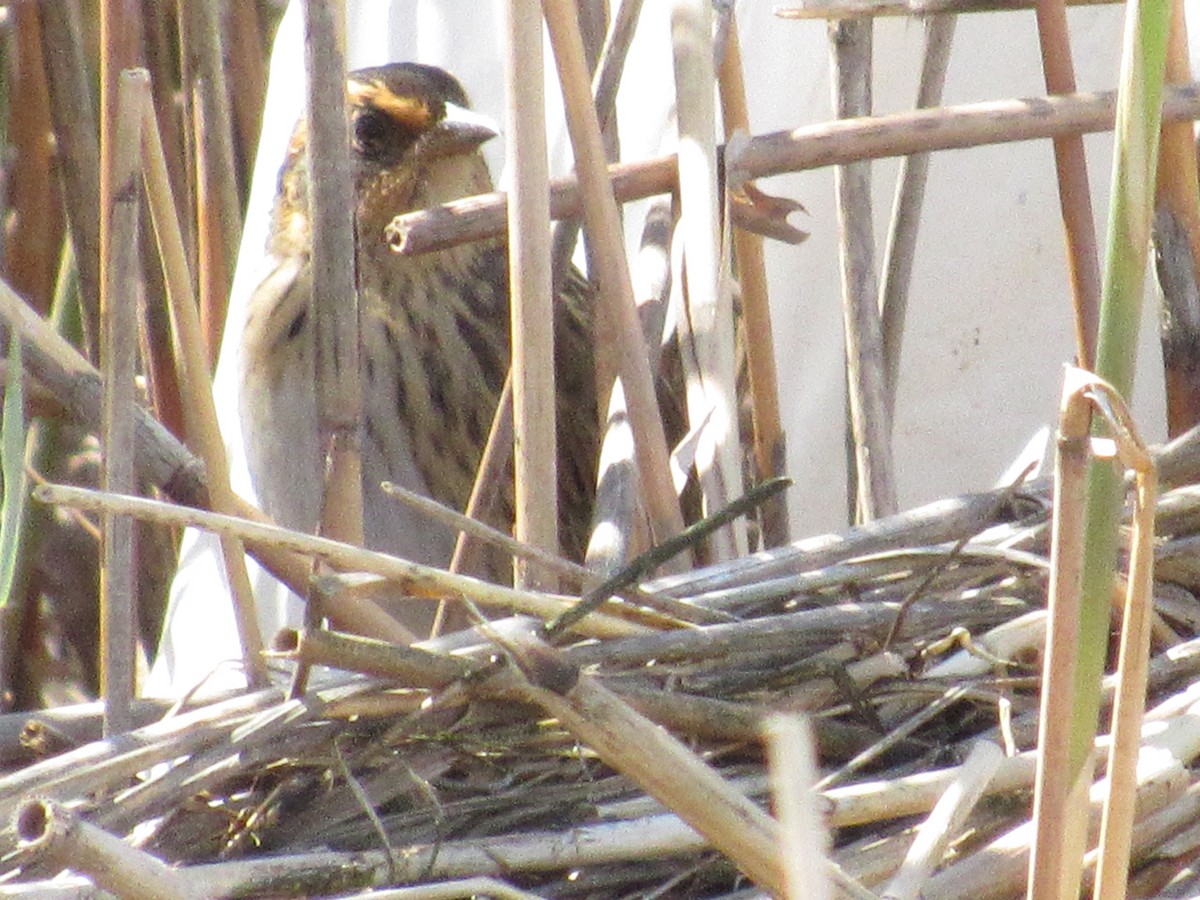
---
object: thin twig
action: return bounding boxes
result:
[547,476,790,635]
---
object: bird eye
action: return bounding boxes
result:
[352,108,393,159]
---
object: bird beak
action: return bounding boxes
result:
[434,102,499,152]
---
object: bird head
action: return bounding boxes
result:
[269,62,498,256]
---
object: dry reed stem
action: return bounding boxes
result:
[303,0,364,552]
[767,713,832,900]
[829,18,897,522]
[879,14,954,424]
[881,740,1004,900]
[99,70,146,736]
[778,0,1115,16]
[506,0,559,590]
[543,0,688,556]
[276,625,772,742]
[225,3,268,185]
[6,8,64,313]
[672,0,744,558]
[141,3,190,256]
[271,626,470,686]
[576,0,652,581]
[139,81,268,689]
[1028,366,1095,900]
[392,83,1200,256]
[0,688,280,823]
[718,19,790,548]
[1154,0,1200,436]
[337,881,544,900]
[38,0,101,357]
[447,370,513,585]
[385,479,586,584]
[588,382,641,578]
[1092,386,1157,900]
[485,629,785,894]
[14,798,196,900]
[1034,0,1102,367]
[178,0,242,363]
[923,693,1200,898]
[34,483,649,640]
[190,89,230,378]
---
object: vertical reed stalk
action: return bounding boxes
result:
[673,0,744,559]
[139,83,268,689]
[1028,0,1171,888]
[302,0,363,552]
[879,14,955,422]
[99,69,145,735]
[1034,0,1102,366]
[542,0,686,559]
[506,0,559,589]
[717,16,790,548]
[829,18,896,522]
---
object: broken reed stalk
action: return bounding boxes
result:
[99,69,144,736]
[672,0,744,559]
[542,0,687,556]
[1028,371,1096,899]
[390,83,1200,257]
[1034,0,1102,367]
[829,18,897,522]
[14,798,194,900]
[1153,0,1200,437]
[506,0,559,590]
[879,13,955,424]
[717,17,790,548]
[572,0,650,581]
[302,0,364,551]
[1092,391,1157,900]
[139,76,267,688]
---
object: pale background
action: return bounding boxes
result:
[147,0,1174,695]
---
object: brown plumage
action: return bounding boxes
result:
[239,63,599,623]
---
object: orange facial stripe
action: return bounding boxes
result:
[347,79,433,130]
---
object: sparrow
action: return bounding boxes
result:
[239,62,600,633]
